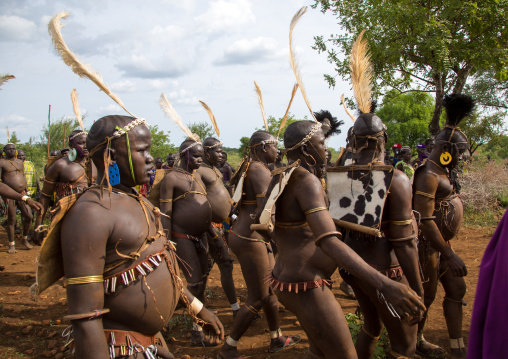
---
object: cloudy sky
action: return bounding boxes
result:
[0,0,353,150]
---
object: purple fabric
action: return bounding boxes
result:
[468,208,508,358]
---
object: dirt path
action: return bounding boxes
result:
[0,225,495,358]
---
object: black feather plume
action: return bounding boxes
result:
[314,110,344,138]
[357,98,377,115]
[443,94,475,127]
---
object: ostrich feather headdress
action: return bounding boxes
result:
[0,74,15,89]
[69,89,87,140]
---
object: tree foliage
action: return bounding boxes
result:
[255,113,300,139]
[149,125,175,160]
[461,111,506,155]
[311,0,508,135]
[376,91,434,150]
[40,117,82,152]
[188,122,215,142]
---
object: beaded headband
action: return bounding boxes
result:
[69,131,88,141]
[203,141,223,149]
[284,122,322,153]
[179,141,202,157]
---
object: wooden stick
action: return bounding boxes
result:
[47,105,51,157]
[332,218,382,237]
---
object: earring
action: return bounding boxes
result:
[304,154,317,167]
[440,152,452,165]
[68,148,77,161]
[108,162,121,186]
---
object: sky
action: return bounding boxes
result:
[0,0,353,151]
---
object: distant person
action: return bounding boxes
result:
[163,153,176,169]
[412,144,428,168]
[391,143,402,166]
[396,146,415,179]
[425,138,434,154]
[325,149,333,168]
[268,149,286,170]
[17,150,39,199]
[384,149,393,166]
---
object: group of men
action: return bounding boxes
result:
[0,94,473,359]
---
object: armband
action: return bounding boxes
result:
[415,191,435,199]
[304,206,329,216]
[189,296,203,315]
[314,231,342,246]
[160,198,173,202]
[256,193,266,198]
[43,178,57,184]
[390,219,412,226]
[65,275,104,285]
[420,216,436,221]
[21,195,29,203]
[40,191,53,198]
[63,308,110,322]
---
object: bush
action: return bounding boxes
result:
[460,159,508,212]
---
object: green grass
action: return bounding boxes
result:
[463,206,505,228]
[345,313,390,358]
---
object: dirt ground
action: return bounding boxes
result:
[0,224,496,359]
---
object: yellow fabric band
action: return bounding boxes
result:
[415,191,435,199]
[66,275,104,285]
[159,198,173,202]
[305,206,329,216]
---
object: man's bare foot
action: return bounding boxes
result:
[217,343,243,359]
[21,238,32,250]
[416,338,446,358]
[450,348,467,359]
[7,245,16,254]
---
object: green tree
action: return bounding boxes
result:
[311,0,508,136]
[238,137,250,155]
[466,69,508,110]
[9,131,20,146]
[376,91,434,150]
[255,114,300,139]
[461,111,506,156]
[40,117,81,152]
[482,134,508,160]
[188,122,215,141]
[149,125,175,159]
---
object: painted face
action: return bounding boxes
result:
[114,125,154,186]
[4,144,16,158]
[71,134,88,157]
[206,144,223,166]
[184,144,204,171]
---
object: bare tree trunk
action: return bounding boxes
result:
[429,74,444,136]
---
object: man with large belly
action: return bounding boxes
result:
[0,143,33,253]
[159,138,217,347]
[197,137,239,316]
[413,94,473,359]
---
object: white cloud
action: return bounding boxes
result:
[96,104,122,114]
[214,37,285,65]
[148,79,179,90]
[195,0,255,35]
[160,0,197,12]
[117,54,193,79]
[0,15,37,42]
[150,24,185,40]
[111,80,137,93]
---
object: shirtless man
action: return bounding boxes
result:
[35,130,95,232]
[197,137,239,316]
[159,139,215,346]
[256,120,425,359]
[217,153,233,197]
[413,94,473,359]
[0,143,33,252]
[268,149,286,171]
[163,153,176,170]
[218,130,300,359]
[57,115,223,358]
[333,115,423,359]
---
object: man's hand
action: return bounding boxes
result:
[444,253,467,277]
[197,307,225,345]
[379,279,426,325]
[26,198,43,213]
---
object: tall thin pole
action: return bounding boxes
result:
[47,105,51,157]
[63,124,67,148]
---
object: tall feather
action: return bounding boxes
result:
[6,127,10,143]
[0,74,15,89]
[254,81,268,131]
[199,100,220,138]
[278,83,299,138]
[341,94,356,123]
[350,30,373,114]
[48,12,135,117]
[159,93,199,142]
[71,89,84,130]
[289,7,316,122]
